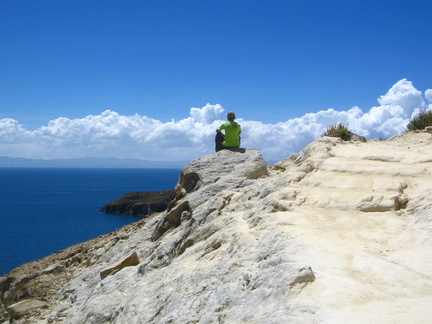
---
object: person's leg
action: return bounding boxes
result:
[215,132,225,152]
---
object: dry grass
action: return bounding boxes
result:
[321,122,353,141]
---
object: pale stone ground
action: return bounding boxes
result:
[2,130,432,323]
[272,131,432,323]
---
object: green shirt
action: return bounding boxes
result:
[218,121,242,147]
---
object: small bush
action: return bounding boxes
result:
[321,123,353,141]
[406,110,432,131]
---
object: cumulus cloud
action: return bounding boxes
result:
[0,119,29,143]
[0,79,429,164]
[425,89,432,107]
[190,103,225,124]
[377,79,426,117]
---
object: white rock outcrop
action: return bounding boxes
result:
[2,131,432,323]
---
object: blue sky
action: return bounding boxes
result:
[0,0,431,163]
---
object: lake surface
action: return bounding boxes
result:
[0,168,181,276]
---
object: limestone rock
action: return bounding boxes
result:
[151,148,268,241]
[174,148,268,204]
[100,251,140,280]
[6,299,48,319]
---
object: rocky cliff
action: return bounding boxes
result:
[1,130,432,323]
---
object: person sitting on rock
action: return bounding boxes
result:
[215,111,242,152]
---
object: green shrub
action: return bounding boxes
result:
[321,122,353,141]
[406,110,432,131]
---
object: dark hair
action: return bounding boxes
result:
[227,111,236,121]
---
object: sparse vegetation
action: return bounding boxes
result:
[321,123,353,141]
[406,110,432,131]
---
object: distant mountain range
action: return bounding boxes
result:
[0,156,187,169]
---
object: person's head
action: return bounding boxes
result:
[227,111,236,121]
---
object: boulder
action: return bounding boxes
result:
[151,149,269,240]
[174,148,269,205]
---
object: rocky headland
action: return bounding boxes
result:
[99,190,176,216]
[1,129,432,323]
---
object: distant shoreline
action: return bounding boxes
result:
[0,156,187,169]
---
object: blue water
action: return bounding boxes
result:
[0,168,181,276]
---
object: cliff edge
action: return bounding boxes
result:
[1,132,432,323]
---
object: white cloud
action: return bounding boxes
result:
[190,103,224,124]
[378,78,426,117]
[0,118,28,142]
[425,89,432,110]
[0,79,430,164]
